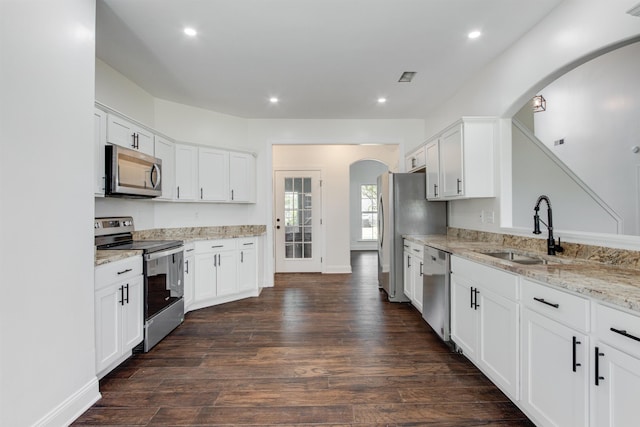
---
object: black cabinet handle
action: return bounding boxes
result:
[177,186,180,199]
[185,260,189,274]
[474,288,480,310]
[231,189,234,200]
[241,251,244,263]
[610,327,640,342]
[470,286,474,309]
[407,255,411,268]
[572,336,581,372]
[419,262,423,276]
[131,133,137,148]
[456,178,462,194]
[595,346,605,385]
[119,285,124,306]
[201,188,203,199]
[117,268,132,275]
[534,297,559,309]
[434,184,438,198]
[124,284,129,304]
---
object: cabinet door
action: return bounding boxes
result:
[121,276,143,352]
[477,287,519,398]
[195,253,217,301]
[439,125,463,197]
[522,307,589,427]
[425,140,440,199]
[175,144,198,200]
[134,127,154,155]
[592,342,640,427]
[238,244,257,293]
[154,136,175,200]
[412,256,423,313]
[216,250,238,296]
[229,152,255,202]
[183,250,195,310]
[95,284,121,373]
[199,148,229,201]
[450,272,477,359]
[107,114,137,150]
[403,251,412,300]
[94,108,107,195]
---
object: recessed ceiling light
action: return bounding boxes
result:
[184,27,197,37]
[269,97,279,104]
[377,97,387,104]
[468,30,482,39]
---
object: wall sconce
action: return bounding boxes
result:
[532,95,546,112]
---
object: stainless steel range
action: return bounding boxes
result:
[95,216,184,352]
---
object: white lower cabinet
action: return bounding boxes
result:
[237,238,257,293]
[94,256,143,379]
[183,244,195,310]
[521,307,589,427]
[190,237,260,311]
[403,240,424,312]
[450,256,519,399]
[591,303,640,427]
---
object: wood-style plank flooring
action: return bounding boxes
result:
[73,251,534,426]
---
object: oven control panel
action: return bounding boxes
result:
[94,216,135,236]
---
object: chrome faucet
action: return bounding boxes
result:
[533,195,563,256]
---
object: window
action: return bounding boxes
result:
[360,184,378,240]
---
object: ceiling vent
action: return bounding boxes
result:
[398,71,417,82]
[627,3,640,17]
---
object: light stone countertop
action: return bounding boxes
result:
[95,225,267,266]
[405,234,640,314]
[95,249,142,266]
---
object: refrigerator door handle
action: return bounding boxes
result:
[379,196,385,248]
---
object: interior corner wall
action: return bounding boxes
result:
[349,160,389,250]
[1,1,100,425]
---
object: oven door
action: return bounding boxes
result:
[144,246,184,320]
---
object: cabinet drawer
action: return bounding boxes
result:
[521,279,589,332]
[95,256,142,289]
[195,239,236,252]
[236,237,257,248]
[595,303,640,359]
[451,256,518,301]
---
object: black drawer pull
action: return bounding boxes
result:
[533,297,559,308]
[610,327,640,342]
[572,336,581,372]
[117,268,132,275]
[211,245,224,248]
[595,346,605,386]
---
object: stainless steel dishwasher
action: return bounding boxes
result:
[422,246,451,342]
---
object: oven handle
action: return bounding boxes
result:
[144,246,184,261]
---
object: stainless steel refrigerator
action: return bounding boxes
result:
[377,172,446,302]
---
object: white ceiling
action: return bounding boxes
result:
[96,0,563,119]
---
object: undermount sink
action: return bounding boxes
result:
[483,250,550,265]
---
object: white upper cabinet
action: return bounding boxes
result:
[229,152,256,202]
[199,148,229,201]
[425,117,497,200]
[106,114,154,155]
[94,107,107,196]
[153,135,175,200]
[175,143,198,201]
[405,145,426,172]
[425,140,440,199]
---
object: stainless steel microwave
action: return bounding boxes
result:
[105,145,162,198]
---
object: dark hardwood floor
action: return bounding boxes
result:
[74,251,533,426]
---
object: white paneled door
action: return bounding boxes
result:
[274,170,322,272]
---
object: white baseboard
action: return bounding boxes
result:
[33,377,100,427]
[324,265,352,274]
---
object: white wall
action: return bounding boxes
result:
[95,58,155,127]
[533,41,640,235]
[349,160,389,250]
[273,144,400,273]
[423,0,640,237]
[0,1,100,425]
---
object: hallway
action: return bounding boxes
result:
[73,251,532,426]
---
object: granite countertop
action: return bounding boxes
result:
[95,225,267,266]
[95,249,142,266]
[405,234,640,314]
